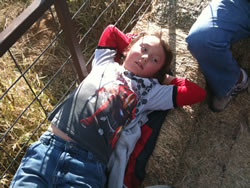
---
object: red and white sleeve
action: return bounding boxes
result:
[170,77,206,107]
[98,25,131,55]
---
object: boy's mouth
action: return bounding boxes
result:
[135,61,143,70]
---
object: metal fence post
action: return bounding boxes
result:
[0,0,55,57]
[54,0,88,82]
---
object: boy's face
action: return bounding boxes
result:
[123,35,165,78]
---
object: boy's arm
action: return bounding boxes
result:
[163,74,206,106]
[98,25,131,56]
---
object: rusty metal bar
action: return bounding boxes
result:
[54,0,88,82]
[0,0,55,57]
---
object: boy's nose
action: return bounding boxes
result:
[141,54,148,62]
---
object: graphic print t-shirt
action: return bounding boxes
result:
[48,48,175,163]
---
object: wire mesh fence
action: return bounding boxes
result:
[0,0,152,186]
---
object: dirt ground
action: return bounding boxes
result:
[133,0,250,187]
[1,0,249,187]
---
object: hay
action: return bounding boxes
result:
[1,0,250,187]
[134,0,250,187]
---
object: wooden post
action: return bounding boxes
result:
[54,0,88,82]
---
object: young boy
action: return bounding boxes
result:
[10,25,206,187]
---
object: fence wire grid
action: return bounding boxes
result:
[0,0,152,186]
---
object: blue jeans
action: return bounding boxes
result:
[186,0,250,97]
[10,131,107,188]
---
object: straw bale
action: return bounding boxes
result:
[133,0,250,187]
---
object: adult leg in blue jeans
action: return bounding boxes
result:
[186,0,250,112]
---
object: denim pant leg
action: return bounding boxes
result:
[186,0,250,97]
[10,136,55,188]
[10,131,107,188]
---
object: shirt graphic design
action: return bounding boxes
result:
[80,83,137,148]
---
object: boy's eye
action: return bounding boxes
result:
[152,58,158,63]
[141,46,147,52]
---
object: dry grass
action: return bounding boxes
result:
[0,2,61,185]
[0,0,150,187]
[2,0,250,188]
[139,1,250,188]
